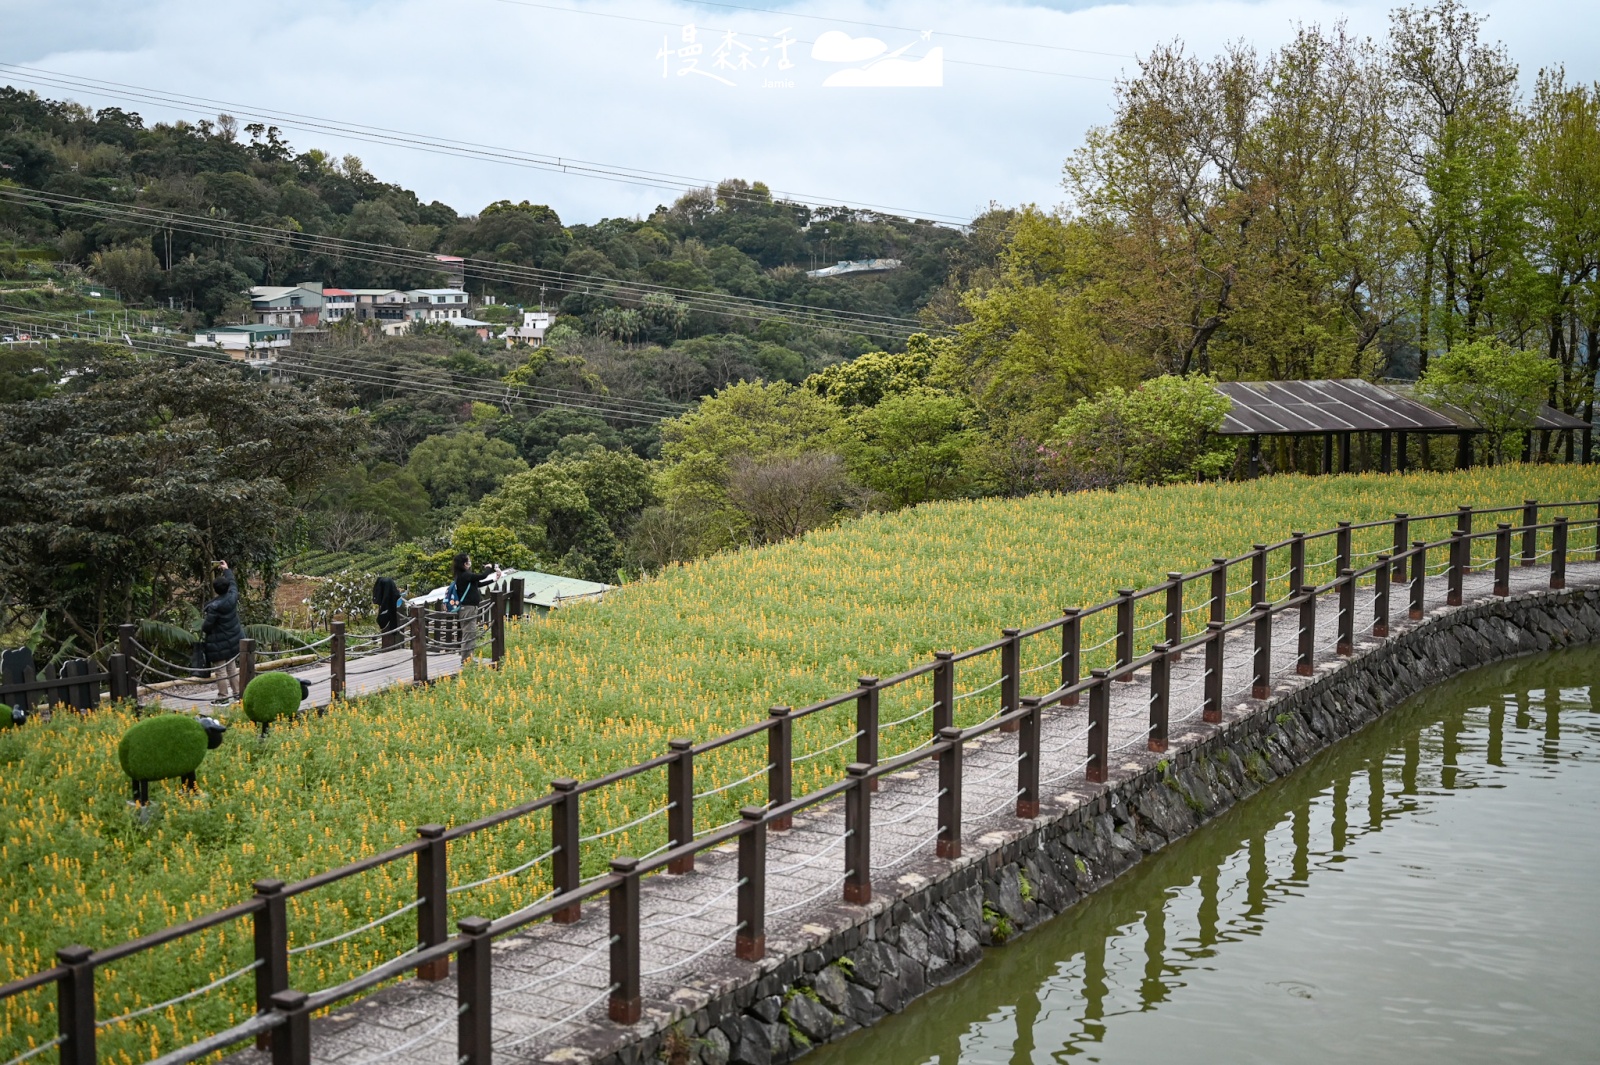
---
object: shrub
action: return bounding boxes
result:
[117,715,208,782]
[1050,374,1234,485]
[243,671,304,725]
[306,569,379,629]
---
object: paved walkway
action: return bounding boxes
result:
[232,563,1594,1065]
[144,646,468,713]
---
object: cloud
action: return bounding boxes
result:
[822,48,944,88]
[810,30,888,63]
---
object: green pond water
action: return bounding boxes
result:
[812,646,1600,1064]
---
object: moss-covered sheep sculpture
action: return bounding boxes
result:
[243,671,309,735]
[118,713,228,804]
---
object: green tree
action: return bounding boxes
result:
[404,432,527,507]
[1417,339,1559,463]
[806,334,939,408]
[1049,374,1234,485]
[838,388,977,507]
[89,243,161,302]
[0,354,364,652]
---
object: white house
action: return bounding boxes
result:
[321,288,356,322]
[248,284,324,327]
[405,289,472,321]
[500,311,551,348]
[188,324,292,360]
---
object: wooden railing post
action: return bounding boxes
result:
[1456,506,1473,571]
[269,988,311,1065]
[1337,569,1356,655]
[1289,532,1306,595]
[1447,531,1466,606]
[1551,517,1568,589]
[1251,602,1272,699]
[1392,514,1409,584]
[329,619,346,703]
[1210,558,1228,624]
[667,738,694,874]
[415,825,449,981]
[55,945,95,1065]
[1164,573,1184,661]
[1409,542,1427,620]
[410,606,428,685]
[1296,578,1316,676]
[239,637,256,694]
[855,676,879,792]
[1251,544,1268,608]
[1594,501,1600,562]
[1017,696,1042,817]
[844,765,872,903]
[1373,554,1391,636]
[551,778,581,923]
[1494,524,1511,597]
[1086,671,1110,783]
[509,576,525,619]
[999,628,1021,733]
[252,879,288,1050]
[1521,499,1538,565]
[489,591,506,666]
[936,726,963,859]
[608,857,642,1023]
[932,651,954,731]
[768,706,793,830]
[118,621,141,710]
[456,917,493,1065]
[1336,521,1352,575]
[1061,609,1081,705]
[108,651,131,704]
[1115,589,1135,680]
[735,810,767,961]
[1148,643,1170,753]
[1203,623,1224,724]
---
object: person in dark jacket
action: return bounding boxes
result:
[202,562,243,703]
[451,554,500,661]
[372,576,406,648]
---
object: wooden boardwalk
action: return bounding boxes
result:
[144,646,469,712]
[223,561,1597,1065]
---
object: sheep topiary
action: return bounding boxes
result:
[243,671,307,734]
[118,714,221,804]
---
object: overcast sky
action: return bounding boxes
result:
[3,0,1597,225]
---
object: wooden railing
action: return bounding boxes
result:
[0,503,1596,1065]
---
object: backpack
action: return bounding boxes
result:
[442,581,462,614]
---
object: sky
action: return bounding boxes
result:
[3,0,1598,226]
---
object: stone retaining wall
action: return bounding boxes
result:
[613,586,1600,1065]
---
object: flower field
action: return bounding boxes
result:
[2,465,1597,1062]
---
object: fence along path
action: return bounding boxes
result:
[125,589,533,713]
[0,502,1595,1065]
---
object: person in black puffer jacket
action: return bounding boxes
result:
[202,562,243,703]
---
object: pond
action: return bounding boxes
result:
[809,646,1600,1064]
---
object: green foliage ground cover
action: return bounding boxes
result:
[0,466,1595,1061]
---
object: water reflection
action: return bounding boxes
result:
[811,650,1600,1065]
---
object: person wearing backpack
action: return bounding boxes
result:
[450,554,500,661]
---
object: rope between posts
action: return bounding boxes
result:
[1,1035,64,1065]
[793,730,865,763]
[954,675,1006,701]
[1041,722,1094,755]
[876,788,947,829]
[289,900,423,955]
[641,878,746,930]
[885,830,942,869]
[1021,651,1067,675]
[1134,615,1164,633]
[1109,723,1158,754]
[1183,596,1216,616]
[346,1006,466,1065]
[880,702,938,729]
[771,875,849,916]
[983,787,1026,817]
[769,833,851,876]
[1082,631,1118,654]
[132,655,234,683]
[1041,757,1092,787]
[642,925,743,975]
[696,764,774,799]
[696,804,772,839]
[579,804,673,843]
[449,846,560,895]
[96,959,262,1029]
[496,985,618,1051]
[965,755,1023,789]
[502,937,618,995]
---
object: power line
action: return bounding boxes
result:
[0,63,978,225]
[0,185,933,338]
[0,306,681,424]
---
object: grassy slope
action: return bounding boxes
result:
[1,466,1596,1059]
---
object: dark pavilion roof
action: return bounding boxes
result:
[1213,379,1589,436]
